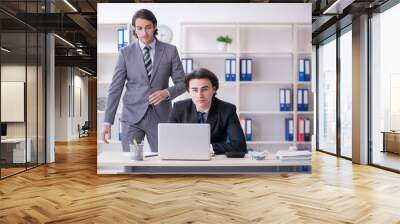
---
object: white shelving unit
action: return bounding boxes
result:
[180,22,313,152]
[97,20,313,153]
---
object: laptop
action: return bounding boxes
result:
[158,123,211,160]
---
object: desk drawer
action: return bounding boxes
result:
[384,133,400,154]
[0,146,14,163]
[0,141,31,163]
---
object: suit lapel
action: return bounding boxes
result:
[135,43,149,83]
[150,40,165,83]
[206,97,218,127]
[189,101,199,123]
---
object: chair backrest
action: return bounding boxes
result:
[82,121,90,129]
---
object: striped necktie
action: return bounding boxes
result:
[198,112,206,123]
[143,45,152,79]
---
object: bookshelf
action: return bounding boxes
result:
[180,22,313,152]
[97,21,313,154]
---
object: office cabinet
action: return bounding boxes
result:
[0,138,32,164]
[97,21,314,153]
[180,22,314,152]
[382,131,400,154]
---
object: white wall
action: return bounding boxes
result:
[55,67,89,141]
[98,3,311,51]
[74,73,89,122]
[2,63,46,163]
[55,67,68,141]
[72,73,89,138]
[1,65,30,138]
[98,3,311,85]
[1,65,26,127]
[1,65,26,81]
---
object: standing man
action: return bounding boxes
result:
[102,9,185,152]
[169,68,246,154]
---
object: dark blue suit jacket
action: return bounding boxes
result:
[168,97,247,154]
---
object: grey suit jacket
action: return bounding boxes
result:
[104,40,185,125]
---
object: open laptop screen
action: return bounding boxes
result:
[158,123,211,160]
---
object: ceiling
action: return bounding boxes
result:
[0,0,391,75]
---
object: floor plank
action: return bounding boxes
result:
[1,135,400,223]
[372,151,400,171]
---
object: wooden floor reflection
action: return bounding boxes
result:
[0,134,399,223]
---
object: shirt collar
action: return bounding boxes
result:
[139,38,156,51]
[196,107,210,114]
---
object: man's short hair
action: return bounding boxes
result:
[132,9,158,37]
[185,68,219,95]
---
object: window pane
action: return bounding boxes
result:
[0,0,46,179]
[340,29,352,158]
[318,37,337,154]
[371,3,400,171]
[27,31,38,169]
[1,30,27,178]
[38,32,46,165]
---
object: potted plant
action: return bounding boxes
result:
[216,35,232,52]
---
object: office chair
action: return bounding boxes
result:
[79,121,90,138]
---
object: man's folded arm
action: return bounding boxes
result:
[167,47,186,99]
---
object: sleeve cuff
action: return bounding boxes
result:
[164,89,171,100]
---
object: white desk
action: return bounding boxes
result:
[1,138,31,163]
[97,152,311,174]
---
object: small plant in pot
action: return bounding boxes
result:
[216,35,232,52]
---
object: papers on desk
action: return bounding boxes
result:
[275,150,312,161]
[249,151,266,160]
[144,152,158,158]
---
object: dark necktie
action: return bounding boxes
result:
[143,45,152,80]
[198,112,206,123]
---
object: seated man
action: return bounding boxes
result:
[168,68,246,154]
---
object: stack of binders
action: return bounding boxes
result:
[297,118,311,142]
[117,28,129,49]
[297,88,309,111]
[240,58,252,81]
[279,88,292,111]
[285,118,294,141]
[225,58,236,81]
[298,58,311,81]
[181,58,193,74]
[240,118,252,141]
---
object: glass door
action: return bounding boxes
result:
[1,30,28,178]
[370,3,400,171]
[339,27,352,158]
[317,36,337,155]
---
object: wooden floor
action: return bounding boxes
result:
[1,167,26,178]
[372,150,400,171]
[1,135,400,223]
